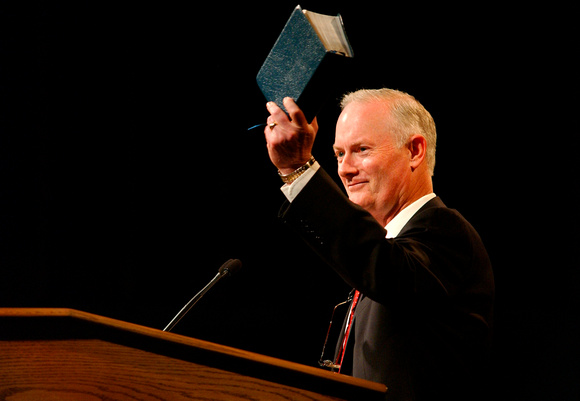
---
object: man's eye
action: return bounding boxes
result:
[335,151,345,158]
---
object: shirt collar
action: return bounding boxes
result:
[385,193,436,238]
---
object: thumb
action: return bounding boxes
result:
[310,116,318,133]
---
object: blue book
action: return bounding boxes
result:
[257,5,354,122]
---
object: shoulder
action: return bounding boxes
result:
[403,198,480,238]
[399,197,490,264]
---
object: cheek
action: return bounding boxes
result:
[365,158,402,195]
[361,158,388,186]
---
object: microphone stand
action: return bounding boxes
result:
[163,271,225,332]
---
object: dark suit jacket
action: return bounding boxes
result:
[279,168,494,401]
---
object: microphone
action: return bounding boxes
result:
[163,258,242,332]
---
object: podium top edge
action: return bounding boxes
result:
[0,308,387,395]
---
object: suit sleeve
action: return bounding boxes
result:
[278,168,489,307]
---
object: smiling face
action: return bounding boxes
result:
[334,100,422,226]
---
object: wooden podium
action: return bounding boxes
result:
[0,308,386,400]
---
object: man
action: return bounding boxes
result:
[263,88,495,401]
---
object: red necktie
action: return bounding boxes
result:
[337,289,361,372]
[336,231,384,372]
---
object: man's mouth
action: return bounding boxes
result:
[347,181,368,190]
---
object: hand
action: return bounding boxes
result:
[264,97,318,175]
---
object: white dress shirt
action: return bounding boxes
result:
[384,193,436,238]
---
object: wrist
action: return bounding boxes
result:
[278,156,316,184]
[277,156,312,175]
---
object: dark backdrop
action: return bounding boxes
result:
[1,2,577,400]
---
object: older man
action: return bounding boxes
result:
[264,88,494,401]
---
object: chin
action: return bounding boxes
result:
[348,194,371,210]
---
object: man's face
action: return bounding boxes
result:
[333,101,411,225]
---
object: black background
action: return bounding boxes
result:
[1,2,577,400]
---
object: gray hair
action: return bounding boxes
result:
[340,88,437,176]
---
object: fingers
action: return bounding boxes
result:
[265,97,310,129]
[266,101,289,126]
[263,97,317,173]
[282,97,309,128]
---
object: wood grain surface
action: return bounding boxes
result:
[0,309,386,400]
[0,339,344,400]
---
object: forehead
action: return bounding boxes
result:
[334,101,395,148]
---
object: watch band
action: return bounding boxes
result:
[278,156,316,184]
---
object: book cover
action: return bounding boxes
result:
[256,5,354,123]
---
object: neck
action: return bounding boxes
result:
[378,178,433,227]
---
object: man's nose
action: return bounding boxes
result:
[337,153,358,179]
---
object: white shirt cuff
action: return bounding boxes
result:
[280,161,320,202]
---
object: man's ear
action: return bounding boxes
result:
[408,134,427,171]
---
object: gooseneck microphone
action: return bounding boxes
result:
[163,258,242,332]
